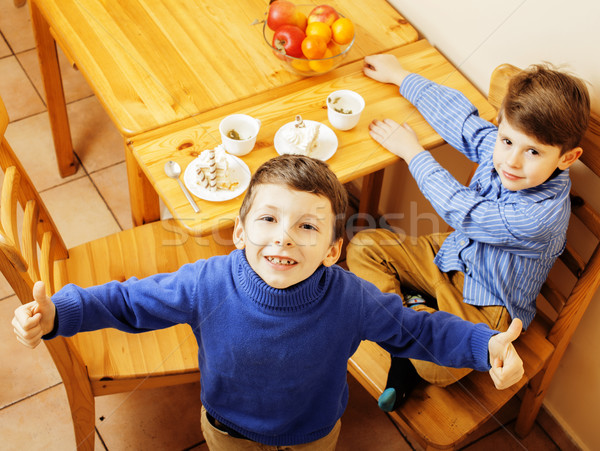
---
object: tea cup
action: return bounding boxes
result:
[219,114,261,156]
[326,90,365,131]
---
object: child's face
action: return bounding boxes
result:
[493,118,582,191]
[233,184,343,289]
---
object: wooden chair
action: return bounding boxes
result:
[0,95,236,450]
[348,64,600,449]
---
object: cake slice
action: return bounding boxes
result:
[195,144,237,191]
[284,115,320,156]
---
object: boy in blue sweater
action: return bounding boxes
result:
[347,55,590,411]
[13,155,524,450]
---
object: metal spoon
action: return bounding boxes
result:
[164,161,200,213]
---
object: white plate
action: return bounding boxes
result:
[183,154,251,202]
[274,120,338,161]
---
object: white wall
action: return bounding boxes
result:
[383,1,600,449]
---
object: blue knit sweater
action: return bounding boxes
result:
[49,249,496,446]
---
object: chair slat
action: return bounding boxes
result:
[23,199,41,282]
[487,64,520,110]
[570,192,600,239]
[0,166,27,272]
[0,99,7,136]
[41,231,56,294]
[540,278,567,315]
[559,242,586,277]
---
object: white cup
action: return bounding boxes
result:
[219,114,261,156]
[326,90,365,131]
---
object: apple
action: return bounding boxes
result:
[307,4,339,27]
[267,0,297,31]
[272,25,306,58]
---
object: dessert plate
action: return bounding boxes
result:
[183,154,251,202]
[274,120,338,161]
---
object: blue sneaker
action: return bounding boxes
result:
[378,388,397,412]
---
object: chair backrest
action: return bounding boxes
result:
[0,96,69,301]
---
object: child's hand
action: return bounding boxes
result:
[368,119,425,164]
[12,281,56,348]
[363,54,411,87]
[487,318,524,389]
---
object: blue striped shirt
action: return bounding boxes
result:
[402,74,571,328]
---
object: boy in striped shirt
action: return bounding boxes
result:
[346,55,590,411]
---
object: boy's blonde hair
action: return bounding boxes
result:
[239,155,348,242]
[499,64,590,154]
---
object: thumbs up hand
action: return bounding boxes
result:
[12,281,56,348]
[487,318,524,389]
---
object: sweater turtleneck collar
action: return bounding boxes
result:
[234,249,329,312]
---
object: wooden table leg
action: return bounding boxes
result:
[125,142,160,226]
[30,0,78,177]
[357,169,385,227]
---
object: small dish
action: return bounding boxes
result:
[183,154,251,202]
[273,120,338,161]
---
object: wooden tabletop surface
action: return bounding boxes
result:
[33,0,418,137]
[130,40,497,237]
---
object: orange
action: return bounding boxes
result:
[308,49,334,72]
[305,21,332,43]
[292,11,308,31]
[301,35,327,59]
[327,40,341,56]
[331,18,354,45]
[291,58,311,73]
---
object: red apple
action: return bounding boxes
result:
[307,5,339,27]
[267,0,298,31]
[272,25,306,58]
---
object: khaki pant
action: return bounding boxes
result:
[200,406,341,451]
[346,229,510,386]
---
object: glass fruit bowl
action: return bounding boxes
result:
[262,4,355,77]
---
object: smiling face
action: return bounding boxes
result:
[493,118,582,191]
[233,183,343,289]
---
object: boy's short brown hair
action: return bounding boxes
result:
[239,155,348,242]
[498,64,590,153]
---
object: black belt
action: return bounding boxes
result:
[206,412,253,441]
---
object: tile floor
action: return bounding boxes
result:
[0,2,578,450]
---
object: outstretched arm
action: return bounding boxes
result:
[488,319,524,389]
[12,281,56,348]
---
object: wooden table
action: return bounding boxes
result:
[129,40,497,238]
[29,0,419,225]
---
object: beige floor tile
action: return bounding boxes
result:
[41,177,121,249]
[461,420,559,450]
[0,0,35,54]
[0,34,10,58]
[95,381,204,450]
[0,295,61,408]
[89,162,133,230]
[5,112,85,191]
[0,272,15,299]
[536,407,582,451]
[0,56,46,121]
[338,375,411,450]
[17,47,95,105]
[66,96,126,173]
[0,383,104,451]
